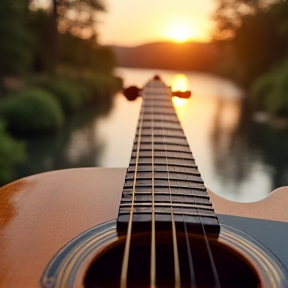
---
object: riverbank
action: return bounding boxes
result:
[0,72,123,186]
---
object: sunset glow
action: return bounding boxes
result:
[172,97,187,108]
[171,74,189,92]
[165,24,195,43]
[98,0,216,46]
[171,74,189,110]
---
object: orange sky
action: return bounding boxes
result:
[97,0,217,46]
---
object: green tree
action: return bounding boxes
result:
[56,0,106,39]
[0,0,33,87]
[213,0,288,86]
[28,0,106,74]
[213,0,276,41]
[0,121,26,186]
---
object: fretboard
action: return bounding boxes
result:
[117,78,220,234]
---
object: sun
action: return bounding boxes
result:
[165,24,195,43]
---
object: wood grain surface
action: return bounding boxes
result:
[0,168,124,288]
[1,167,288,288]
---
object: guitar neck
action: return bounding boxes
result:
[117,78,220,234]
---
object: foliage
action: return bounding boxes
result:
[55,0,106,40]
[233,2,288,86]
[58,33,116,73]
[37,79,84,114]
[213,0,279,41]
[213,1,288,87]
[251,58,288,115]
[82,73,123,101]
[0,120,26,186]
[34,72,122,115]
[28,9,51,73]
[0,88,64,134]
[27,9,116,76]
[0,0,33,79]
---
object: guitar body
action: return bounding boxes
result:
[1,167,288,288]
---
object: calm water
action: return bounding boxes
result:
[19,68,288,202]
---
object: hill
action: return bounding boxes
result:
[109,41,220,71]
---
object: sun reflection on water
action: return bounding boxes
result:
[171,74,189,116]
[171,74,189,92]
[172,97,187,108]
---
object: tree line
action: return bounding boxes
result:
[213,0,288,116]
[0,0,122,186]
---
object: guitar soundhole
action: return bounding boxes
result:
[84,232,259,288]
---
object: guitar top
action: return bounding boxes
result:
[1,76,288,288]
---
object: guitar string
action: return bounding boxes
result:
[180,146,196,287]
[200,220,220,288]
[186,124,220,286]
[172,91,196,287]
[173,89,219,287]
[178,113,220,288]
[150,86,156,288]
[161,86,181,288]
[120,81,219,288]
[120,94,145,288]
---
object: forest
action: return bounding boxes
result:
[213,0,288,116]
[0,0,122,185]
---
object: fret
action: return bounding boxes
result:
[142,111,176,117]
[137,127,183,133]
[132,149,192,156]
[119,207,216,217]
[123,186,207,195]
[125,176,202,184]
[143,100,174,105]
[143,101,174,108]
[118,212,218,221]
[117,78,220,234]
[128,162,198,171]
[123,182,205,190]
[141,128,183,134]
[130,158,195,166]
[138,138,189,145]
[144,89,170,94]
[123,201,212,209]
[118,214,219,234]
[136,131,185,138]
[125,176,204,186]
[121,195,211,205]
[119,211,218,220]
[141,124,182,130]
[133,142,191,148]
[120,202,213,211]
[144,96,171,100]
[143,105,174,110]
[131,151,194,160]
[142,115,179,122]
[126,170,201,179]
[133,144,191,153]
[142,119,180,124]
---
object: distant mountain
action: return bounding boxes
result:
[108,41,221,72]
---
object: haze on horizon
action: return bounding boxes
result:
[97,0,217,46]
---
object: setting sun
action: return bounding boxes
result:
[165,24,196,43]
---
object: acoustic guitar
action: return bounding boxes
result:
[1,76,288,288]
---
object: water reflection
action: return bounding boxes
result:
[233,104,288,193]
[171,74,189,118]
[171,74,189,92]
[14,68,288,203]
[17,103,113,179]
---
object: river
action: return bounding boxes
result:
[18,67,288,202]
